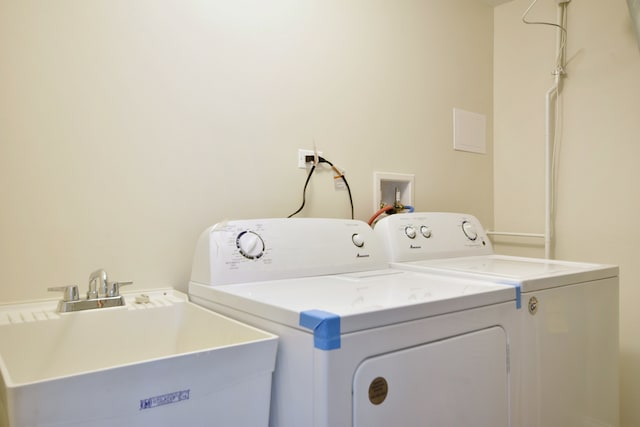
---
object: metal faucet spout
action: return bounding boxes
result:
[88,269,108,299]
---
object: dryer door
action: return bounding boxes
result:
[353,326,510,427]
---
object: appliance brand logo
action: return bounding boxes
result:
[410,245,422,249]
[140,389,190,410]
[356,253,370,258]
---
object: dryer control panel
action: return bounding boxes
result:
[373,212,494,262]
[190,218,387,286]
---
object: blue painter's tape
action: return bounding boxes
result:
[498,281,522,309]
[299,310,341,350]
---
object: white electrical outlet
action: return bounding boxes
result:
[373,172,415,212]
[297,149,323,168]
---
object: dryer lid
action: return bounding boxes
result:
[189,268,516,335]
[397,254,618,292]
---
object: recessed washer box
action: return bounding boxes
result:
[373,171,415,213]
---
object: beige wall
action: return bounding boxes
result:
[0,0,495,303]
[494,0,640,425]
[4,0,635,422]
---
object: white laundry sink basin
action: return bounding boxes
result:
[0,289,277,427]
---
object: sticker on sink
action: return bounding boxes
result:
[139,389,190,410]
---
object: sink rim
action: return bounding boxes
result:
[0,288,277,388]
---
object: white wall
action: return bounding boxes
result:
[494,0,640,425]
[0,0,495,302]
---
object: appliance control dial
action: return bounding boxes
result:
[461,221,478,241]
[420,226,432,238]
[236,231,265,259]
[352,233,365,248]
[404,226,417,239]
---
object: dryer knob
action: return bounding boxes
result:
[236,231,265,259]
[461,221,478,241]
[404,226,417,239]
[352,233,365,248]
[420,226,432,238]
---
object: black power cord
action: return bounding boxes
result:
[287,156,354,219]
[287,163,316,218]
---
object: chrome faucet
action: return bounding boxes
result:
[88,269,108,299]
[48,269,133,313]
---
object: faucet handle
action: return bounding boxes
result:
[48,285,80,302]
[107,281,133,297]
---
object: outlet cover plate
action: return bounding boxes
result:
[298,149,323,168]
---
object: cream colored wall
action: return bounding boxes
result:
[0,0,494,303]
[494,0,640,425]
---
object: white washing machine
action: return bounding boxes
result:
[374,212,619,427]
[188,218,520,427]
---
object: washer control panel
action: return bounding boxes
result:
[373,212,493,262]
[190,218,387,286]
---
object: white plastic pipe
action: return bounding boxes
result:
[545,80,558,259]
[486,231,545,238]
[492,2,566,259]
[544,3,567,259]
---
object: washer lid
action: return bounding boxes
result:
[396,254,618,292]
[189,268,516,335]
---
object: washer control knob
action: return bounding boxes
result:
[420,226,432,238]
[236,231,265,259]
[352,233,365,248]
[461,221,478,241]
[404,226,417,239]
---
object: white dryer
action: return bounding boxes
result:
[188,218,519,427]
[374,212,619,427]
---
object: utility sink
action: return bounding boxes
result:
[0,289,277,427]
